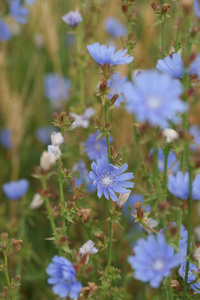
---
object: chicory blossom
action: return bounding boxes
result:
[40,151,57,171]
[125,70,187,129]
[0,19,11,41]
[48,145,61,159]
[189,55,200,79]
[70,107,95,129]
[35,127,54,145]
[163,128,179,143]
[194,0,200,18]
[79,240,98,264]
[46,255,82,299]
[89,156,134,202]
[83,132,112,161]
[107,72,130,107]
[104,17,127,38]
[189,125,200,151]
[29,193,44,210]
[9,0,29,24]
[44,74,71,104]
[0,129,12,148]
[72,161,96,193]
[128,233,182,288]
[179,260,200,293]
[51,132,64,146]
[87,42,133,66]
[2,179,29,200]
[62,10,83,28]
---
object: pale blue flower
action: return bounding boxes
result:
[0,129,12,148]
[157,148,180,173]
[2,179,29,200]
[194,0,200,18]
[125,70,187,129]
[35,127,55,145]
[44,74,70,104]
[87,42,133,66]
[25,0,36,5]
[189,55,200,78]
[128,233,182,288]
[189,125,200,151]
[107,72,130,107]
[104,17,127,38]
[0,19,11,41]
[156,53,185,79]
[89,156,134,202]
[62,10,82,28]
[179,260,200,293]
[9,0,29,24]
[72,161,96,193]
[46,255,82,299]
[83,132,112,161]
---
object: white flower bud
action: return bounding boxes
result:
[40,151,56,171]
[163,128,179,143]
[193,247,200,268]
[29,193,44,210]
[117,192,131,208]
[48,145,61,159]
[79,240,98,264]
[51,132,64,146]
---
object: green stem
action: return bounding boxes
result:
[4,253,13,300]
[141,282,146,300]
[140,220,158,234]
[161,14,166,58]
[104,102,112,266]
[58,158,66,231]
[163,143,170,192]
[175,208,182,250]
[133,121,144,165]
[153,146,159,178]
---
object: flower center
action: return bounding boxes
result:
[153,258,165,271]
[100,171,115,187]
[147,96,160,110]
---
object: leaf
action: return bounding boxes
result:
[149,16,163,28]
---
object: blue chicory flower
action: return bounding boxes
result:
[35,127,55,145]
[179,260,200,293]
[107,72,130,107]
[83,132,112,161]
[44,73,71,104]
[0,129,12,148]
[9,0,29,24]
[194,0,200,18]
[125,70,187,129]
[168,171,200,200]
[87,42,133,66]
[72,161,96,193]
[24,0,36,5]
[0,19,11,41]
[2,179,29,200]
[46,255,82,299]
[157,147,180,174]
[62,10,83,28]
[128,233,182,288]
[189,125,200,151]
[89,156,134,202]
[104,17,127,38]
[70,107,95,129]
[189,55,200,79]
[156,53,185,79]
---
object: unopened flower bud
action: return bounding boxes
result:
[110,94,119,106]
[29,193,44,210]
[53,112,58,120]
[95,118,103,130]
[151,2,158,11]
[99,79,107,92]
[79,240,98,264]
[51,132,64,146]
[59,111,67,126]
[135,202,143,218]
[95,233,105,243]
[163,128,179,143]
[40,151,56,171]
[161,3,171,14]
[122,3,128,14]
[47,145,61,159]
[117,192,131,208]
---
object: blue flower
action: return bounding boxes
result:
[24,0,35,5]
[179,260,200,293]
[107,72,130,107]
[104,17,127,38]
[46,255,82,299]
[35,126,55,145]
[9,0,29,24]
[62,10,83,28]
[156,53,185,79]
[157,147,180,174]
[44,74,70,104]
[0,19,11,41]
[83,132,112,161]
[2,179,29,200]
[0,129,12,149]
[128,233,182,288]
[189,125,200,151]
[87,42,133,66]
[194,0,200,18]
[168,171,200,200]
[89,156,134,202]
[189,55,200,79]
[125,70,187,129]
[72,161,96,193]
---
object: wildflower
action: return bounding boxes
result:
[189,55,200,79]
[44,74,71,104]
[2,179,29,200]
[51,132,64,146]
[62,10,83,28]
[40,151,56,171]
[0,19,11,41]
[89,156,134,202]
[189,125,200,151]
[9,0,29,24]
[193,247,200,268]
[0,129,12,149]
[79,240,98,263]
[46,255,82,299]
[35,127,54,145]
[156,53,185,78]
[163,128,179,143]
[87,42,133,66]
[194,0,200,18]
[104,17,127,38]
[125,70,187,129]
[116,192,131,208]
[72,161,96,193]
[83,132,112,161]
[29,193,44,210]
[48,145,61,159]
[25,0,36,5]
[107,72,130,107]
[179,260,200,293]
[168,171,200,200]
[128,233,182,288]
[70,107,95,129]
